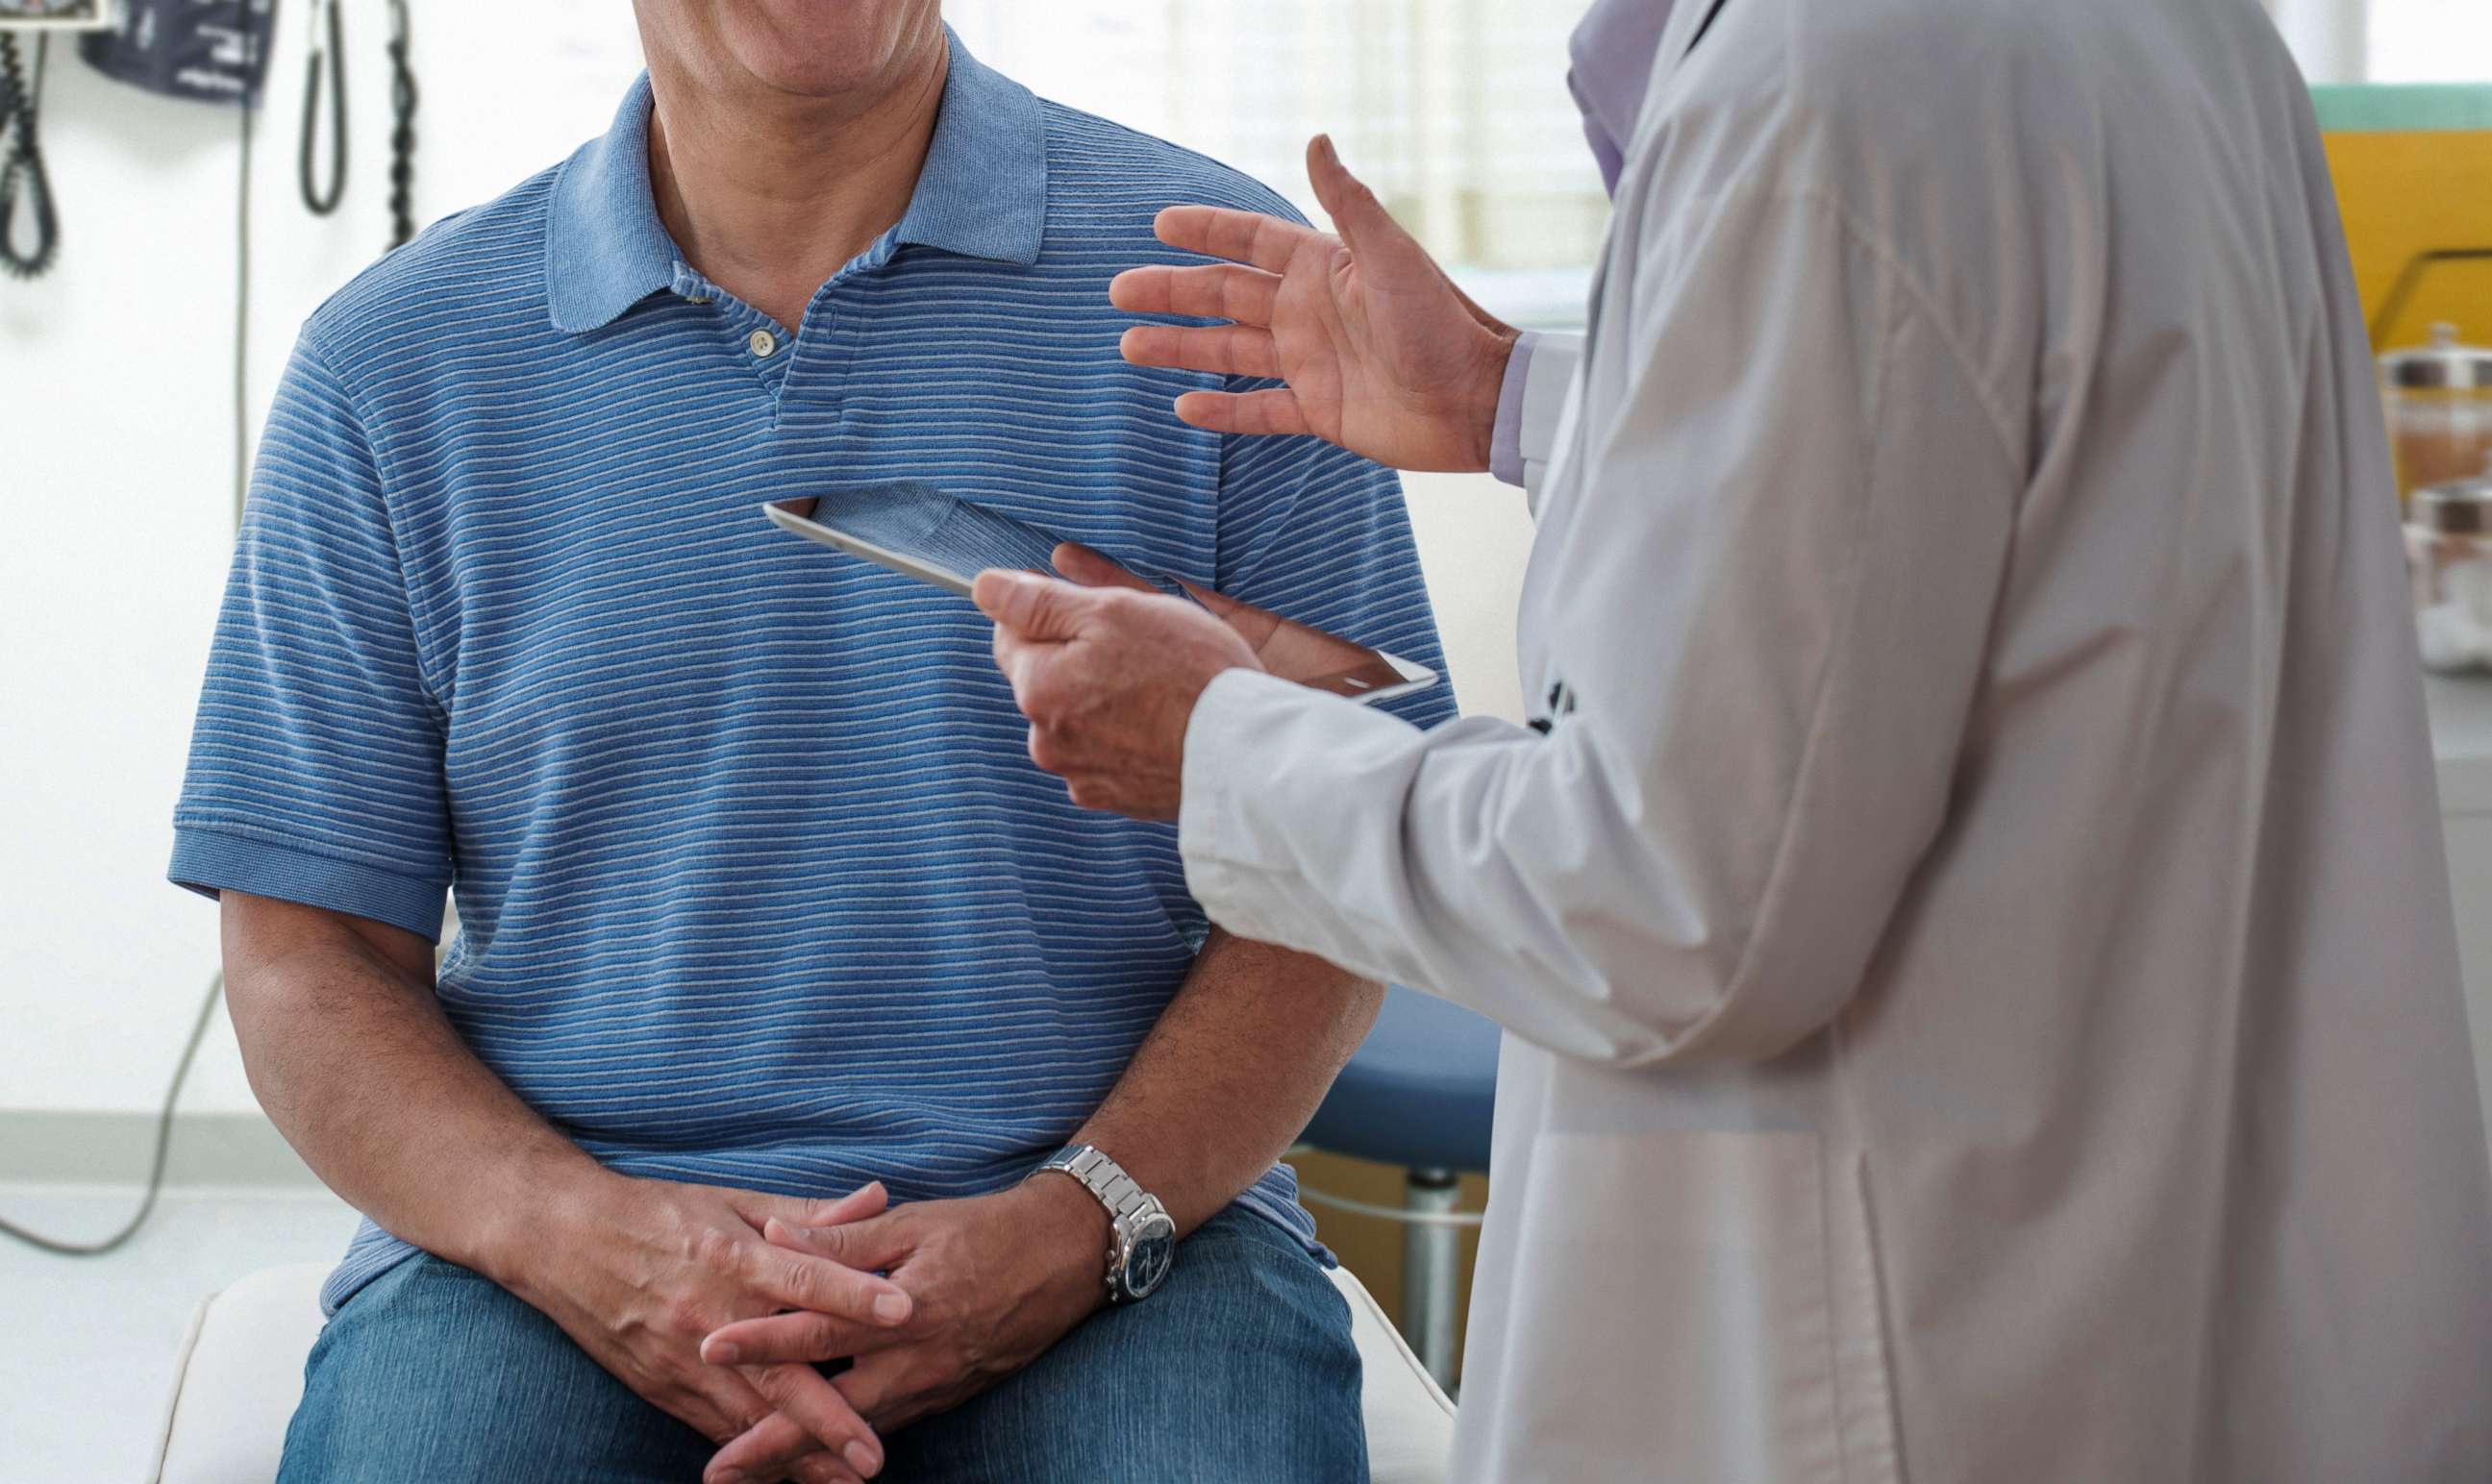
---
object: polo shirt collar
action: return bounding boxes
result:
[545,27,1048,335]
[889,29,1048,265]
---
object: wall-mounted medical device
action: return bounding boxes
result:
[0,0,112,30]
[0,0,107,280]
[81,0,274,104]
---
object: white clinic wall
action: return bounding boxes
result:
[2269,0,2370,83]
[2368,1,2492,85]
[2268,0,2492,83]
[0,6,1542,1122]
[0,2,649,1118]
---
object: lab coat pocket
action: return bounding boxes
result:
[1490,1129,1903,1484]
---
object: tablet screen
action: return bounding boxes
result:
[763,484,1437,705]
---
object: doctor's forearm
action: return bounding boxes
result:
[1182,680,1835,1069]
[1067,927,1381,1235]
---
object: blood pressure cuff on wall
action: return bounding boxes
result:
[81,0,276,106]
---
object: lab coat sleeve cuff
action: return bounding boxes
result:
[1488,332,1542,488]
[1515,332,1584,505]
[1179,667,1314,944]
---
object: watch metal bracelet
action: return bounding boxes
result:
[1033,1144,1175,1302]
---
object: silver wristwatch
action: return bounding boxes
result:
[1029,1145,1178,1303]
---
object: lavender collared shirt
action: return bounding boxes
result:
[1489,0,1678,486]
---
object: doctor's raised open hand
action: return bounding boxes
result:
[1110,136,1520,471]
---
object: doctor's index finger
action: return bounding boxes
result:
[1120,323,1279,380]
[1109,261,1282,325]
[1152,204,1320,274]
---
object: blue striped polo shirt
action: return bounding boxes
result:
[170,33,1453,1313]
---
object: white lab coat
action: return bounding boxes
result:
[1177,0,2492,1478]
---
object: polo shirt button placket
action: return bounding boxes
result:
[746,319,795,413]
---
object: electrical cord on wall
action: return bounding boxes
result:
[0,978,225,1256]
[236,67,254,525]
[0,79,257,1259]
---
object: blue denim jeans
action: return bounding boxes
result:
[276,1205,1367,1483]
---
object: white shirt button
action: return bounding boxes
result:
[748,329,778,358]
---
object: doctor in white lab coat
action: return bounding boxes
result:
[974,0,2492,1477]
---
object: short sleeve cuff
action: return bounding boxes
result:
[1488,332,1542,488]
[170,827,448,943]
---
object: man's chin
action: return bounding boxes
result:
[724,2,941,102]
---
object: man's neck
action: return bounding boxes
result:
[645,37,948,333]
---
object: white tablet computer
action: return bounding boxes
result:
[763,484,1439,707]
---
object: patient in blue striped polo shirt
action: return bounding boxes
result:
[170,9,1451,1482]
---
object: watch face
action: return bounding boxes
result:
[1122,1217,1177,1298]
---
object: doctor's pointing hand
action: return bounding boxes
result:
[980,2,2492,1479]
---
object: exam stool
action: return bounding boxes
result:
[149,1261,1456,1483]
[1298,985,1501,1393]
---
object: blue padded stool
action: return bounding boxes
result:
[1300,984,1501,1390]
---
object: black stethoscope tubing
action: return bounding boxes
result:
[299,0,347,216]
[0,31,59,280]
[386,0,416,249]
